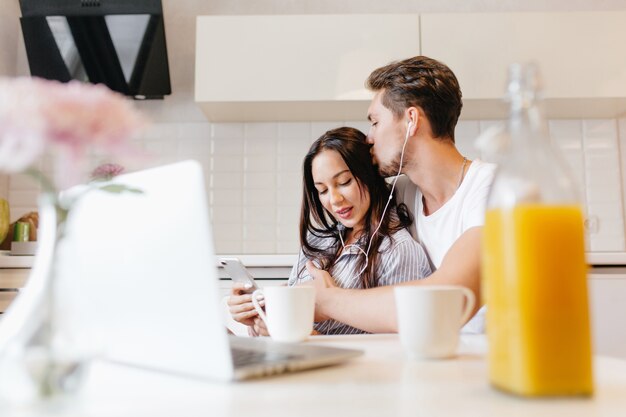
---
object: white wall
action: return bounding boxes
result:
[7,117,626,255]
[0,0,20,200]
[4,1,626,253]
[0,0,19,76]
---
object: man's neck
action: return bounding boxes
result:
[404,137,466,216]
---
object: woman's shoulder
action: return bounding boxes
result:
[379,227,421,252]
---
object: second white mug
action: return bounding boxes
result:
[251,286,315,343]
[394,285,476,359]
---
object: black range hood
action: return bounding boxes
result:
[19,0,171,99]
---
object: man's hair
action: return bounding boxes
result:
[366,56,462,142]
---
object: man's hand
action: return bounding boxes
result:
[306,260,337,321]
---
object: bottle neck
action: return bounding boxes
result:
[508,93,547,143]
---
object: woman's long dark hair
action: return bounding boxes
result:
[299,127,412,288]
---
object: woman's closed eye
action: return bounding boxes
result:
[339,178,352,187]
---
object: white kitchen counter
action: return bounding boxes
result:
[2,334,625,417]
[0,252,35,268]
[0,252,298,269]
[2,253,626,358]
[3,251,626,274]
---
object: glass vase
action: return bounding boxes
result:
[0,193,89,405]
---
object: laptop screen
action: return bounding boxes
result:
[55,161,234,379]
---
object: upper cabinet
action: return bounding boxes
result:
[195,15,420,122]
[421,12,626,119]
[195,12,626,122]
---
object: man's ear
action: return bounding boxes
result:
[405,107,420,135]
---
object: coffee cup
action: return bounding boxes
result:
[394,285,476,359]
[251,286,315,343]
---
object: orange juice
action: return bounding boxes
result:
[483,204,593,396]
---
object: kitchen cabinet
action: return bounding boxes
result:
[588,268,626,359]
[196,12,626,122]
[0,268,29,313]
[421,12,626,119]
[0,253,32,313]
[195,14,420,122]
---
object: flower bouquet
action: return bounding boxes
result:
[0,77,146,403]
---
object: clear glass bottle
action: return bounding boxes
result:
[482,63,593,396]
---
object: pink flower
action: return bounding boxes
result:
[0,77,147,187]
[91,163,125,180]
[41,80,146,155]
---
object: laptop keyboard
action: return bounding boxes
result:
[231,347,301,367]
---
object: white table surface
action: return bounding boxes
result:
[2,334,625,417]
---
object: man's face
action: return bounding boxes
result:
[366,91,407,177]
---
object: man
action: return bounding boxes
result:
[305,56,496,333]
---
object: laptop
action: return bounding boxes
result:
[55,160,362,381]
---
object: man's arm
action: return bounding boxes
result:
[310,227,482,333]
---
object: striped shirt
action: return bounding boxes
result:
[288,228,432,335]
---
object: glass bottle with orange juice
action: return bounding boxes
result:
[482,63,593,396]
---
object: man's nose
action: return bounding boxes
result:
[366,132,374,144]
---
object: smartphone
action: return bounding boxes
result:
[219,257,259,294]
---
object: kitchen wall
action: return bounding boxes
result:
[0,0,21,201]
[6,117,626,255]
[2,0,626,254]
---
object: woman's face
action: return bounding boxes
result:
[311,149,371,233]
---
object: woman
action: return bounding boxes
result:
[229,127,431,335]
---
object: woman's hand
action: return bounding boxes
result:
[306,260,338,322]
[252,317,269,336]
[227,283,264,327]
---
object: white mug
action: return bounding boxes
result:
[251,286,315,343]
[394,285,476,359]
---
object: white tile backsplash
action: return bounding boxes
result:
[178,138,211,159]
[276,154,303,173]
[211,155,243,172]
[211,137,243,155]
[6,118,626,256]
[244,206,277,225]
[243,240,276,254]
[211,172,243,189]
[244,223,277,241]
[278,123,311,142]
[210,123,244,140]
[244,154,276,172]
[244,172,276,189]
[211,188,243,207]
[277,222,300,242]
[549,120,583,151]
[455,120,481,160]
[243,189,276,207]
[244,136,276,155]
[212,223,243,242]
[211,206,243,225]
[244,123,278,140]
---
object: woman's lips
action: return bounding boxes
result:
[336,207,353,219]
